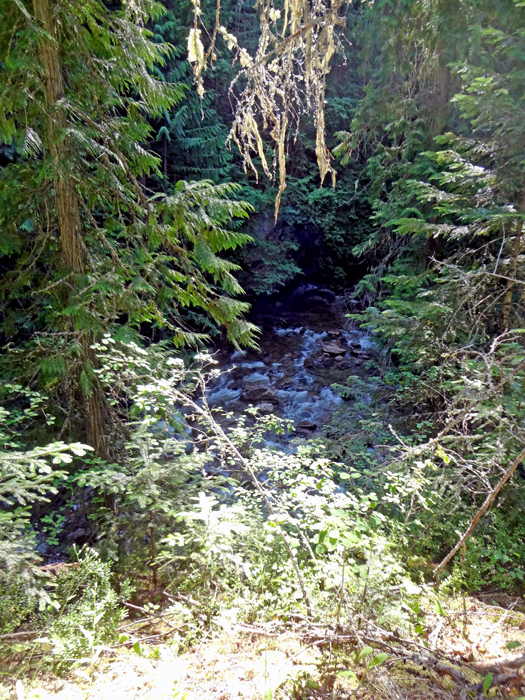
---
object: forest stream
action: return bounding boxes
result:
[206,285,374,445]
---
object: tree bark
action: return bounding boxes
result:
[433,54,450,136]
[163,132,168,186]
[33,0,109,460]
[33,0,85,273]
[501,193,525,330]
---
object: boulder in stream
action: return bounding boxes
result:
[257,402,276,414]
[241,386,278,403]
[322,341,347,356]
[315,356,334,368]
[303,357,315,368]
[334,357,353,370]
[350,346,370,358]
[288,286,336,309]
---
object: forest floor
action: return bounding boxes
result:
[4,594,525,700]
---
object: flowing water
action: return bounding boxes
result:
[206,287,374,446]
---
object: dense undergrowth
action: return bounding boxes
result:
[1,333,525,697]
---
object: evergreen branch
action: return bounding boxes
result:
[73,109,148,207]
[405,355,525,458]
[434,445,525,576]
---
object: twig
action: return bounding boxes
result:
[111,629,174,648]
[469,669,525,695]
[478,599,519,647]
[428,619,445,646]
[117,616,162,632]
[434,446,525,576]
[471,651,525,674]
[204,0,221,61]
[122,602,180,630]
[163,591,203,607]
[0,630,39,641]
[233,623,280,637]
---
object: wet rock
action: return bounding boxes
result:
[68,528,87,542]
[327,329,342,338]
[207,386,242,406]
[322,341,347,356]
[241,386,278,403]
[289,286,336,309]
[334,357,353,370]
[349,340,361,349]
[350,346,370,358]
[296,420,317,431]
[257,402,276,414]
[316,356,334,368]
[276,377,294,389]
[303,357,315,368]
[243,371,270,385]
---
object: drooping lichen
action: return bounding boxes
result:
[188,0,347,219]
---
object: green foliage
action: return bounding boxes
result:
[147,0,374,294]
[237,236,302,296]
[0,385,92,621]
[147,0,243,186]
[62,338,428,634]
[0,0,258,455]
[40,548,129,671]
[327,0,525,596]
[1,546,131,672]
[72,338,215,574]
[444,503,525,592]
[4,0,525,683]
[338,647,388,687]
[0,581,37,636]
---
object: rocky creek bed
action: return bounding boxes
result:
[206,287,375,443]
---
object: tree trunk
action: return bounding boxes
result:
[501,194,525,330]
[163,133,168,186]
[32,0,85,274]
[33,0,109,460]
[434,58,450,135]
[430,40,451,137]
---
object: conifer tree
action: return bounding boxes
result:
[149,2,236,186]
[338,0,525,443]
[0,0,256,456]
